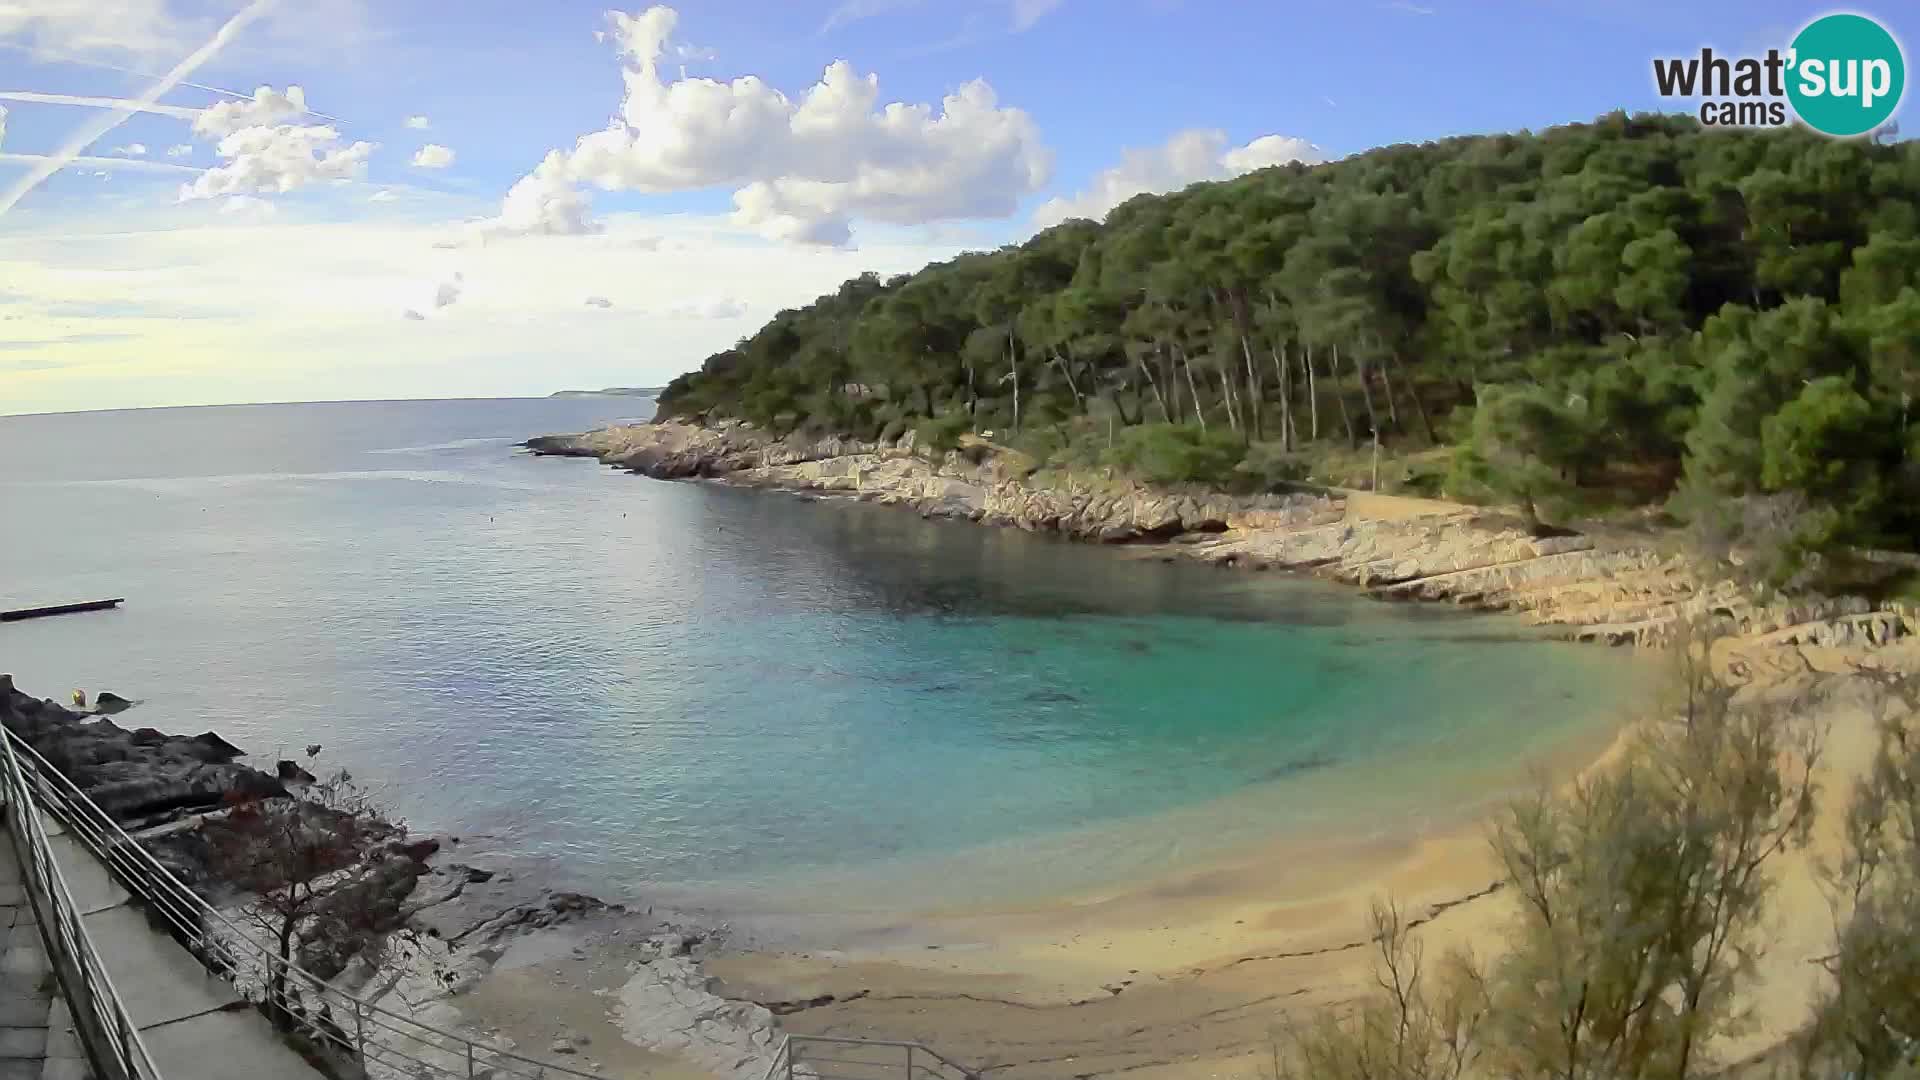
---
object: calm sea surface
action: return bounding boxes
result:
[0,398,1645,911]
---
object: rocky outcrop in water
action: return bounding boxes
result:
[0,673,286,826]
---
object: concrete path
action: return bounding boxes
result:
[34,814,326,1080]
[0,833,61,1080]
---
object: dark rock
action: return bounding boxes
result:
[394,838,441,863]
[93,692,134,714]
[192,732,244,763]
[464,866,494,884]
[276,759,318,784]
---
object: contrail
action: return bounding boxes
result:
[0,152,203,175]
[0,0,276,218]
[0,92,201,120]
[0,41,255,101]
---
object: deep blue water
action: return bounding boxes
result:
[0,398,1644,910]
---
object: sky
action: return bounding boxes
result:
[0,0,1912,416]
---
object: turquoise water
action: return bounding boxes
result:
[0,399,1645,911]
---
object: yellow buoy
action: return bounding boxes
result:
[71,689,87,708]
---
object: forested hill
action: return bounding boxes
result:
[658,112,1920,568]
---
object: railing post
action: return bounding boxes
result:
[354,998,367,1067]
[467,1040,476,1078]
[907,1043,915,1080]
[785,1038,795,1080]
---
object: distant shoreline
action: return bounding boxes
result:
[547,387,664,399]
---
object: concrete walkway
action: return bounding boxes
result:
[0,832,84,1080]
[34,814,325,1080]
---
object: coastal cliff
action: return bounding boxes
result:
[527,419,1917,676]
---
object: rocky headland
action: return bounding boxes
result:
[525,418,1917,684]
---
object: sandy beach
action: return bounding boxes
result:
[431,633,1918,1080]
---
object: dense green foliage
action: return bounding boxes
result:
[660,113,1919,556]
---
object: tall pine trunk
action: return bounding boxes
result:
[1177,346,1207,432]
[1006,327,1020,433]
[1306,343,1320,441]
[1217,363,1239,434]
[1329,343,1357,448]
[1272,345,1293,452]
[1352,346,1381,441]
[1240,333,1263,441]
[1139,352,1171,422]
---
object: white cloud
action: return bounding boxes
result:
[410,143,455,169]
[368,188,399,202]
[1033,128,1325,228]
[404,115,430,130]
[488,4,1050,245]
[192,86,310,140]
[487,151,598,236]
[585,295,613,308]
[219,194,275,217]
[179,124,375,201]
[1221,134,1325,172]
[401,308,426,321]
[434,272,463,309]
[166,143,194,157]
[1009,0,1064,31]
[664,296,748,319]
[114,143,149,157]
[0,0,200,60]
[0,106,7,152]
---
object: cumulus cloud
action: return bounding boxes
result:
[1033,128,1325,228]
[368,188,399,202]
[486,4,1050,245]
[179,124,375,201]
[166,143,194,157]
[411,143,455,169]
[404,115,430,130]
[193,86,312,140]
[114,143,149,157]
[488,151,598,237]
[584,295,613,308]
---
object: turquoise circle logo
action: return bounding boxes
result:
[1788,13,1906,136]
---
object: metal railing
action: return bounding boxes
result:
[4,727,610,1080]
[0,726,162,1080]
[764,1035,980,1080]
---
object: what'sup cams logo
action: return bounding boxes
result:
[1653,12,1906,136]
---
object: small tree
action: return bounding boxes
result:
[1451,384,1588,532]
[204,754,403,1029]
[1274,624,1823,1080]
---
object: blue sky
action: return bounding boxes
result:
[1,1,1912,414]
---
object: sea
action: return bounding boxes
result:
[0,397,1646,913]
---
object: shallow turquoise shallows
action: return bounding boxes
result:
[0,399,1645,912]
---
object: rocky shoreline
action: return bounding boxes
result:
[525,418,1917,678]
[0,674,779,1080]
